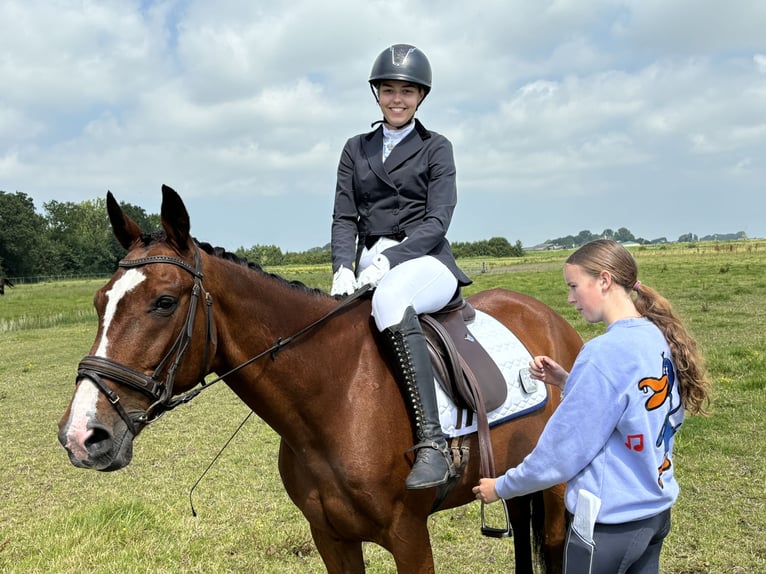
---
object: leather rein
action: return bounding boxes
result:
[75,243,369,436]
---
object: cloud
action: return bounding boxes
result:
[0,0,764,250]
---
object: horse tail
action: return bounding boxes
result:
[530,490,548,572]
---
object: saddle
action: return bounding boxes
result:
[420,299,509,521]
[421,300,507,414]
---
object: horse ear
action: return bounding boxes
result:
[107,191,143,249]
[160,184,191,252]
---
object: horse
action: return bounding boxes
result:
[0,277,13,295]
[58,185,583,573]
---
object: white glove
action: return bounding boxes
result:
[355,254,390,289]
[331,266,357,296]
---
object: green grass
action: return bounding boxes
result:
[1,242,764,573]
[0,279,102,332]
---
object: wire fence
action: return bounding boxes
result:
[2,273,113,285]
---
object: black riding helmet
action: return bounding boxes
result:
[369,44,432,103]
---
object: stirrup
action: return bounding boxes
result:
[480,498,513,538]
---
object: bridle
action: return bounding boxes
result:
[74,242,371,437]
[76,243,216,435]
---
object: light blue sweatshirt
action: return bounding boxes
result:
[494,317,685,524]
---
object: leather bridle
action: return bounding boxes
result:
[75,243,216,435]
[74,241,371,437]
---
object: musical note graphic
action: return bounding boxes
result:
[625,434,644,452]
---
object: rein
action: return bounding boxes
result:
[147,282,370,419]
[76,245,370,435]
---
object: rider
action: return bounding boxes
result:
[330,44,472,489]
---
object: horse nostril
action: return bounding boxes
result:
[85,426,113,454]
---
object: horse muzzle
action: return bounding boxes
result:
[57,376,137,471]
[58,420,135,471]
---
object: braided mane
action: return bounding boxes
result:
[132,231,329,298]
[196,240,329,298]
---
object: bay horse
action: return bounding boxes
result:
[58,185,582,573]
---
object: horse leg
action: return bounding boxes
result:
[386,517,436,574]
[310,526,366,574]
[541,484,567,574]
[508,497,535,574]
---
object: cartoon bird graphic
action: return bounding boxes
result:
[638,354,683,487]
[638,356,673,410]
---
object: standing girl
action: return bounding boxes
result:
[473,239,710,573]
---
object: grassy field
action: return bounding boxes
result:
[1,242,764,573]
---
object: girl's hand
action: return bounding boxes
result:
[472,478,500,504]
[528,356,569,388]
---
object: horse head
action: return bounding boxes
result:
[58,185,217,471]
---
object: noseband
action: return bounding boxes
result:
[76,244,216,435]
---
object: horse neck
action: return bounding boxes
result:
[204,256,381,440]
[207,257,334,360]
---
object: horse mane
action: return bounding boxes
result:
[132,231,330,299]
[197,240,329,297]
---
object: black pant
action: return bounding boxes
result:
[564,508,672,574]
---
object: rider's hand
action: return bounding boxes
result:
[355,254,390,289]
[331,266,357,296]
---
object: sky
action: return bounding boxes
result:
[1,1,764,252]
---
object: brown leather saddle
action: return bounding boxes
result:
[421,299,512,525]
[420,300,507,415]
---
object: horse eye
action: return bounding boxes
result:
[155,296,177,312]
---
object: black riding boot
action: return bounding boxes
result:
[382,306,456,490]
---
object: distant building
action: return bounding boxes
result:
[526,242,564,251]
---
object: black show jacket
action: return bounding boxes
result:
[331,119,471,287]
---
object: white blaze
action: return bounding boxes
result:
[95,269,146,357]
[63,379,100,460]
[64,269,146,459]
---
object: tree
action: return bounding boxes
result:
[450,237,523,258]
[0,191,51,276]
[236,244,284,266]
[486,237,513,257]
[575,229,596,246]
[44,198,115,274]
[284,248,331,265]
[108,201,161,261]
[614,227,636,243]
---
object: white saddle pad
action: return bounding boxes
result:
[436,309,549,438]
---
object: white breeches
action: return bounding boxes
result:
[359,238,458,331]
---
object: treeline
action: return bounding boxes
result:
[236,237,524,267]
[0,192,525,278]
[546,227,748,248]
[0,191,160,279]
[1,191,745,280]
[451,237,524,258]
